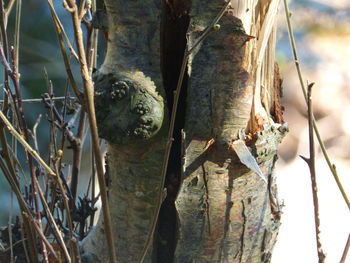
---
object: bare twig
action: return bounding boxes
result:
[63,0,76,13]
[70,109,86,203]
[22,212,59,262]
[47,0,82,104]
[4,39,49,262]
[0,96,77,104]
[8,192,14,262]
[40,93,87,204]
[13,0,21,69]
[0,154,39,263]
[283,0,350,210]
[138,2,232,262]
[300,83,326,263]
[0,123,17,183]
[32,114,42,154]
[47,0,79,61]
[41,93,79,145]
[4,0,16,16]
[54,150,75,240]
[68,0,95,204]
[0,42,13,76]
[89,0,98,229]
[340,233,350,263]
[63,1,117,262]
[79,0,88,20]
[0,0,11,115]
[90,0,98,71]
[70,238,82,263]
[36,175,72,263]
[11,0,21,195]
[0,110,56,176]
[45,78,58,168]
[0,238,27,253]
[89,138,96,227]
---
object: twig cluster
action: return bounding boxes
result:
[0,1,106,263]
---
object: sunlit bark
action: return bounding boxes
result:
[81,0,286,262]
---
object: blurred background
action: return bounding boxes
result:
[0,0,349,262]
[272,0,350,262]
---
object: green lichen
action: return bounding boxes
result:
[94,71,164,145]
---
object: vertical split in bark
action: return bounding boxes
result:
[157,1,189,261]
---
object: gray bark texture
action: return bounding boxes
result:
[81,0,287,263]
[81,0,167,262]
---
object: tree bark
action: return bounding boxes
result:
[81,0,287,263]
[81,1,167,262]
[174,1,286,262]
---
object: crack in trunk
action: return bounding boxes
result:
[219,169,234,261]
[202,164,211,235]
[239,200,246,263]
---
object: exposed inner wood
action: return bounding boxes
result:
[272,62,284,124]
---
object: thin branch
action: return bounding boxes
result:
[13,0,21,69]
[70,109,86,203]
[0,124,17,182]
[47,0,79,60]
[4,0,16,16]
[84,0,98,221]
[138,2,232,262]
[45,77,58,168]
[8,192,13,262]
[301,83,325,263]
[41,93,82,160]
[0,155,39,263]
[57,83,70,170]
[22,212,59,262]
[0,238,26,253]
[78,0,88,20]
[32,114,42,154]
[0,96,77,103]
[340,233,350,263]
[5,40,49,262]
[70,238,82,263]
[90,0,98,71]
[187,2,230,54]
[0,110,56,176]
[63,0,76,13]
[0,42,12,75]
[0,0,11,115]
[283,0,350,210]
[63,1,117,262]
[47,0,82,104]
[36,175,72,263]
[89,136,96,227]
[11,0,21,189]
[53,152,75,241]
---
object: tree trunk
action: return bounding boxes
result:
[81,0,167,262]
[81,0,287,263]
